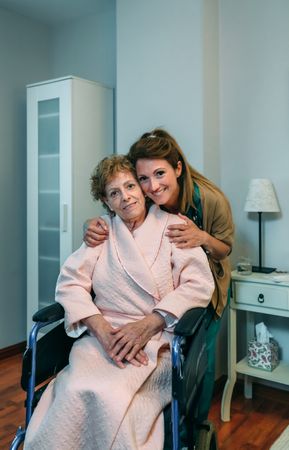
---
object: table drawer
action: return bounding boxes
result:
[234,282,289,310]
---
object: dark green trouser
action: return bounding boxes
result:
[198,288,232,423]
[196,306,222,423]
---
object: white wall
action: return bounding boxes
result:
[219,1,289,366]
[51,3,116,87]
[220,0,289,272]
[0,8,52,348]
[116,0,205,169]
[203,0,220,186]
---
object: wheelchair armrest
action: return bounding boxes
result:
[174,307,207,337]
[32,303,65,323]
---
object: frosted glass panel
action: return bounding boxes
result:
[39,193,60,228]
[39,155,59,191]
[38,98,60,308]
[39,99,59,116]
[39,257,60,307]
[39,229,59,259]
[38,99,59,155]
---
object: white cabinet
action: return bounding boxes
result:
[221,271,289,422]
[27,76,113,333]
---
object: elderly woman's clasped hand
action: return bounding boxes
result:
[83,312,165,369]
[109,312,165,366]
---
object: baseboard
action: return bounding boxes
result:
[0,341,26,361]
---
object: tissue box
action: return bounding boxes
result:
[247,339,279,371]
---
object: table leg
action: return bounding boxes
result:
[221,307,237,422]
[244,311,254,399]
[244,375,252,398]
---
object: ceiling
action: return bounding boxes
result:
[0,0,114,26]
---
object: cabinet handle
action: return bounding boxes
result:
[62,203,68,232]
[258,293,264,303]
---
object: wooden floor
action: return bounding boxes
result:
[0,354,25,450]
[209,380,289,449]
[1,353,289,450]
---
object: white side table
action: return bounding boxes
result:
[221,270,289,422]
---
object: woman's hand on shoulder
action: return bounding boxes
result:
[166,213,230,259]
[166,214,207,249]
[83,217,109,247]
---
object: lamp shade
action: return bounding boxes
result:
[244,178,280,213]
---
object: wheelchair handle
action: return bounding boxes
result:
[32,303,64,323]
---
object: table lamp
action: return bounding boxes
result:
[244,178,280,274]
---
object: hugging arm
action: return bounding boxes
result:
[166,192,233,262]
[166,213,230,259]
[83,216,109,247]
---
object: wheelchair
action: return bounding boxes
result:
[10,304,218,450]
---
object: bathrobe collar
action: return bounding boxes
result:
[111,205,169,299]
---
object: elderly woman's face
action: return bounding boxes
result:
[104,171,146,223]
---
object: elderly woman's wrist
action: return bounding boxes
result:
[82,314,105,335]
[149,312,166,332]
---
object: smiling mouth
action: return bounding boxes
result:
[151,188,166,196]
[123,202,137,210]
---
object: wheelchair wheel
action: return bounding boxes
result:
[195,420,218,450]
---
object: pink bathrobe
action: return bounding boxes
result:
[24,205,214,450]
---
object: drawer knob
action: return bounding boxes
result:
[258,293,265,303]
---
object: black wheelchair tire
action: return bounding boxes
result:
[195,420,218,450]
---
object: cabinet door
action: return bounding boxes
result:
[27,82,67,332]
[38,98,61,310]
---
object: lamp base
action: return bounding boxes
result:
[252,266,276,274]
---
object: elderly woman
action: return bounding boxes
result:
[24,155,214,450]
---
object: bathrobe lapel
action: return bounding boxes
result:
[111,205,169,299]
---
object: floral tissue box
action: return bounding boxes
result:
[247,339,279,371]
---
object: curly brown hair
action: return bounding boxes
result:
[90,155,137,214]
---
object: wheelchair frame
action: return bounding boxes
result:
[10,304,216,450]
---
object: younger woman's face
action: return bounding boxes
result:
[135,158,182,211]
